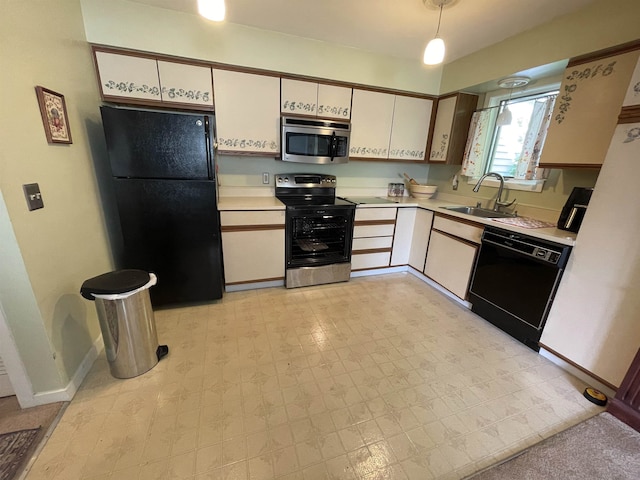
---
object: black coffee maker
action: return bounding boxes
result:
[557,187,593,233]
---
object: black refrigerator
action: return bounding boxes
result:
[100,106,223,306]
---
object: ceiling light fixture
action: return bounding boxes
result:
[496,76,531,126]
[422,0,457,65]
[198,0,225,22]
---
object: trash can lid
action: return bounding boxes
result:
[81,269,151,300]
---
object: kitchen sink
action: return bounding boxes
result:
[441,205,517,219]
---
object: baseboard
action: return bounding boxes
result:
[20,335,104,408]
[225,279,284,292]
[350,265,407,277]
[406,267,472,309]
[539,346,617,399]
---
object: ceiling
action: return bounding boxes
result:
[129,0,597,65]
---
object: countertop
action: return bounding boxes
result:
[218,195,577,246]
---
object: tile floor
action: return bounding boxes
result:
[25,273,603,480]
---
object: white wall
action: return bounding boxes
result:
[441,0,640,94]
[0,0,113,398]
[80,0,442,95]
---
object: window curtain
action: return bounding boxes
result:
[514,94,557,180]
[460,109,492,177]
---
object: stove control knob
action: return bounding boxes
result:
[331,178,336,183]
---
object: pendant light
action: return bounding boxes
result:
[496,76,530,127]
[423,0,456,65]
[198,0,225,22]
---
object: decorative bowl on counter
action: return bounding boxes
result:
[409,184,437,198]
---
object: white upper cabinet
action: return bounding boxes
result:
[389,96,433,161]
[281,79,318,116]
[213,69,280,154]
[428,93,478,164]
[541,49,640,168]
[281,79,352,119]
[429,95,457,162]
[349,89,396,159]
[317,84,352,119]
[623,56,640,107]
[157,61,213,107]
[95,51,161,102]
[351,89,433,161]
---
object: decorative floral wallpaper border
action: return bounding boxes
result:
[161,87,211,102]
[623,126,640,143]
[104,80,160,97]
[218,137,278,151]
[555,61,616,124]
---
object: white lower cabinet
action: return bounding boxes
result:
[407,208,434,271]
[424,215,482,299]
[220,210,285,285]
[390,208,417,266]
[351,207,397,270]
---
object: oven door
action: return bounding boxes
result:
[286,207,354,268]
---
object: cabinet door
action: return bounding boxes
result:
[95,51,161,102]
[424,230,477,299]
[281,78,318,116]
[623,56,640,107]
[408,209,433,271]
[389,96,433,161]
[390,208,416,266]
[317,84,352,119]
[220,211,285,284]
[213,69,280,154]
[157,61,213,107]
[540,50,640,168]
[222,230,284,284]
[350,90,395,159]
[429,96,456,162]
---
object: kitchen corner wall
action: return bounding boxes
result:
[0,0,113,398]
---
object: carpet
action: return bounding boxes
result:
[466,413,640,479]
[0,428,40,480]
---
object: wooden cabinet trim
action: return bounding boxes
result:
[226,276,284,286]
[354,219,396,227]
[221,224,285,232]
[434,212,484,229]
[431,228,479,249]
[619,105,640,124]
[567,39,640,68]
[538,162,602,169]
[352,247,393,255]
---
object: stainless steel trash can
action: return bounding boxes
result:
[81,269,168,379]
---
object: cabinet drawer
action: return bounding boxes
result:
[355,208,397,221]
[220,210,285,227]
[351,252,391,270]
[433,215,482,244]
[354,224,395,238]
[352,236,393,251]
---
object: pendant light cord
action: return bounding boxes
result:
[434,4,443,38]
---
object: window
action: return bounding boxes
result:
[460,84,559,192]
[486,91,558,177]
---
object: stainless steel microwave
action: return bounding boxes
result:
[281,116,350,164]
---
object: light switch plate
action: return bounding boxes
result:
[262,172,270,184]
[23,183,44,211]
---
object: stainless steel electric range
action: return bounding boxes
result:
[275,174,356,288]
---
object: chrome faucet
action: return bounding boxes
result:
[473,172,516,212]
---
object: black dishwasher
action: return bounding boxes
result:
[468,226,572,351]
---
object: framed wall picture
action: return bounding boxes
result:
[35,86,72,144]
